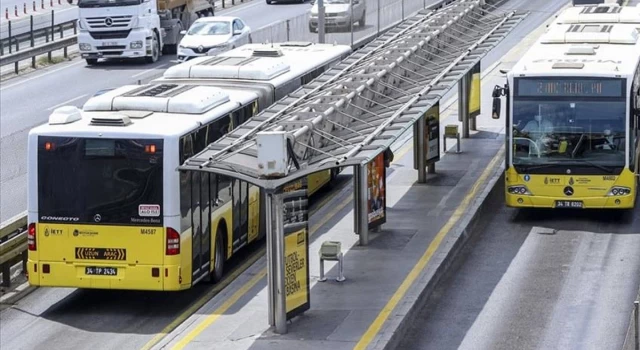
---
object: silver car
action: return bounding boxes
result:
[308,0,367,32]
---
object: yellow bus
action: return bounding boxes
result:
[492,5,640,209]
[26,42,351,291]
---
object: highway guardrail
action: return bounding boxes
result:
[0,212,28,289]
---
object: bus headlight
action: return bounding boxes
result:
[608,186,631,196]
[508,185,532,195]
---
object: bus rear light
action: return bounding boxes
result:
[28,223,36,251]
[166,227,180,255]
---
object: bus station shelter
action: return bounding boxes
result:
[179,0,526,335]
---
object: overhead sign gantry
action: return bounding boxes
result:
[179,0,526,335]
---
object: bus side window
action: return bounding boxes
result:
[179,171,191,234]
[180,133,194,164]
[195,126,208,155]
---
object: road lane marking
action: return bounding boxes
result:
[0,60,85,91]
[46,94,88,111]
[132,64,168,78]
[353,145,506,350]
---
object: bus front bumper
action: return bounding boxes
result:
[27,260,187,291]
[505,193,635,209]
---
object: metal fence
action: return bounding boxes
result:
[250,0,432,47]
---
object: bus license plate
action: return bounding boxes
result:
[555,200,583,208]
[85,266,117,276]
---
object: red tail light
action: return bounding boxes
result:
[28,223,36,251]
[166,227,180,255]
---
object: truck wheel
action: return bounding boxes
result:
[85,58,98,65]
[145,32,159,64]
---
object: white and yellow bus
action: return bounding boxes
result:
[26,42,351,291]
[492,4,640,209]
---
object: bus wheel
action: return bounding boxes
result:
[212,227,225,283]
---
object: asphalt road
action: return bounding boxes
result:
[398,182,640,350]
[0,0,438,223]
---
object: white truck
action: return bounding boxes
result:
[77,0,214,65]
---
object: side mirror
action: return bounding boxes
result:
[233,29,242,36]
[492,97,501,120]
[180,30,187,35]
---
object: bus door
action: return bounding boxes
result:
[190,172,211,283]
[200,173,211,277]
[231,179,249,253]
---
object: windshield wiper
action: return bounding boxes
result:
[570,160,615,173]
[515,163,560,171]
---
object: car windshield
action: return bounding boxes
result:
[187,22,231,35]
[511,77,627,173]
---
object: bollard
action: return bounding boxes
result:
[42,0,44,9]
[5,8,8,19]
[33,1,36,11]
[14,5,18,17]
[24,3,27,14]
[50,0,53,7]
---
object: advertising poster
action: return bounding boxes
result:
[468,61,481,118]
[367,152,386,229]
[279,178,310,320]
[426,102,440,164]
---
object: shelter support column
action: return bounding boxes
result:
[267,192,287,334]
[273,193,287,334]
[354,164,369,245]
[414,114,427,182]
[459,74,470,138]
[265,193,275,327]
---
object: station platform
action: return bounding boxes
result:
[150,61,508,349]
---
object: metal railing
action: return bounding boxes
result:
[0,9,77,73]
[0,213,28,289]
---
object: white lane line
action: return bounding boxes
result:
[0,59,85,92]
[46,94,88,111]
[131,63,169,78]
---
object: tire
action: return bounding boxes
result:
[211,227,225,283]
[145,32,159,64]
[85,58,98,65]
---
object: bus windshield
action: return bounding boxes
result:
[78,0,142,8]
[37,137,164,226]
[511,77,627,173]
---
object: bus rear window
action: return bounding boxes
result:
[37,136,164,226]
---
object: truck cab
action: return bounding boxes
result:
[77,0,213,65]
